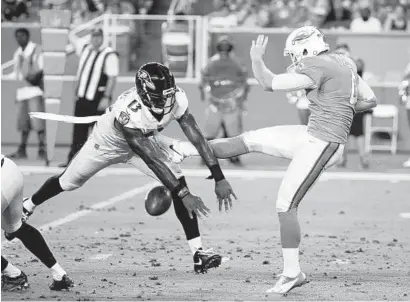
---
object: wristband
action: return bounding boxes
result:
[172,182,190,199]
[209,164,225,182]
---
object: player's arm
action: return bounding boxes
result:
[177,109,224,181]
[355,76,377,112]
[177,109,237,209]
[251,54,276,91]
[121,126,182,193]
[250,35,315,92]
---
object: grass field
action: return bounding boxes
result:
[1,149,410,301]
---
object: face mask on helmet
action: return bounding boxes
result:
[136,65,177,115]
[145,87,176,115]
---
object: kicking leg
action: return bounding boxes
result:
[176,125,308,161]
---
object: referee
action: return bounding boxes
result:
[60,28,119,167]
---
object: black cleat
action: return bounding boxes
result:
[49,275,74,291]
[1,271,29,291]
[37,148,47,160]
[21,198,33,223]
[7,148,27,160]
[193,248,222,274]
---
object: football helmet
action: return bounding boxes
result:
[135,62,177,115]
[284,26,329,68]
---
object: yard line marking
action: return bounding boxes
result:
[19,166,410,182]
[2,181,158,248]
[399,213,410,219]
[89,253,113,260]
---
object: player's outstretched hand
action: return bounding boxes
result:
[182,193,210,219]
[250,34,268,61]
[215,179,237,212]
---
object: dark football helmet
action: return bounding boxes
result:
[135,62,177,115]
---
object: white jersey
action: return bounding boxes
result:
[91,86,188,151]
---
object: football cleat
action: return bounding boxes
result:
[1,271,29,291]
[21,198,33,223]
[193,248,222,274]
[49,275,74,291]
[266,272,308,294]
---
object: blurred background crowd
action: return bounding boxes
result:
[204,0,410,32]
[3,0,410,33]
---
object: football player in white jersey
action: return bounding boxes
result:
[1,155,74,291]
[168,28,377,293]
[23,62,236,273]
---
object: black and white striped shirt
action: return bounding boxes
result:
[76,44,119,101]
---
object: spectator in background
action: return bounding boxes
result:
[335,43,371,169]
[270,0,300,28]
[71,0,104,26]
[7,28,45,160]
[350,3,382,32]
[399,60,410,167]
[60,28,119,167]
[2,0,29,21]
[303,0,330,27]
[323,0,352,29]
[199,35,249,166]
[237,1,271,27]
[384,4,409,31]
[207,0,238,27]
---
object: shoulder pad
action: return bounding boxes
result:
[117,87,136,102]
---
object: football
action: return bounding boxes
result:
[145,186,173,216]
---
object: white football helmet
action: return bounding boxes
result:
[284,26,329,68]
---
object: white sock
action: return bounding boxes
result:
[282,248,301,278]
[50,263,66,281]
[3,262,22,278]
[188,237,202,255]
[24,198,37,212]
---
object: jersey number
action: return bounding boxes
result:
[127,100,141,112]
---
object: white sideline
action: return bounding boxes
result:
[2,182,157,248]
[18,165,410,181]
